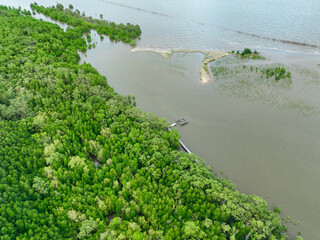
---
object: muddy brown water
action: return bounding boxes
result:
[83,41,320,239]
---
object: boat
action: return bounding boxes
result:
[176,117,188,126]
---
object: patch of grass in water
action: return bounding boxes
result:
[210,57,320,116]
[211,66,229,77]
[261,67,291,81]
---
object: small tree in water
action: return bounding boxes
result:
[241,48,252,56]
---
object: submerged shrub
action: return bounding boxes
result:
[274,206,281,213]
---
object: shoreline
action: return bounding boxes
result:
[131,48,229,84]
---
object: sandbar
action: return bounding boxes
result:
[131,48,229,84]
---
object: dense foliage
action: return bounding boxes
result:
[0,5,288,240]
[30,3,141,46]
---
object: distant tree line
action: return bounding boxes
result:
[30,3,141,46]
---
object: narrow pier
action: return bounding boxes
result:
[179,139,192,154]
[168,123,200,165]
[168,121,192,154]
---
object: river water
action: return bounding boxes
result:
[2,0,320,239]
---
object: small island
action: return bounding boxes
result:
[231,48,265,59]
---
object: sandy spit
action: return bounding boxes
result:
[131,48,229,84]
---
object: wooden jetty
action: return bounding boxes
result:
[178,139,192,154]
[168,122,201,165]
[168,120,192,154]
[170,122,177,127]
